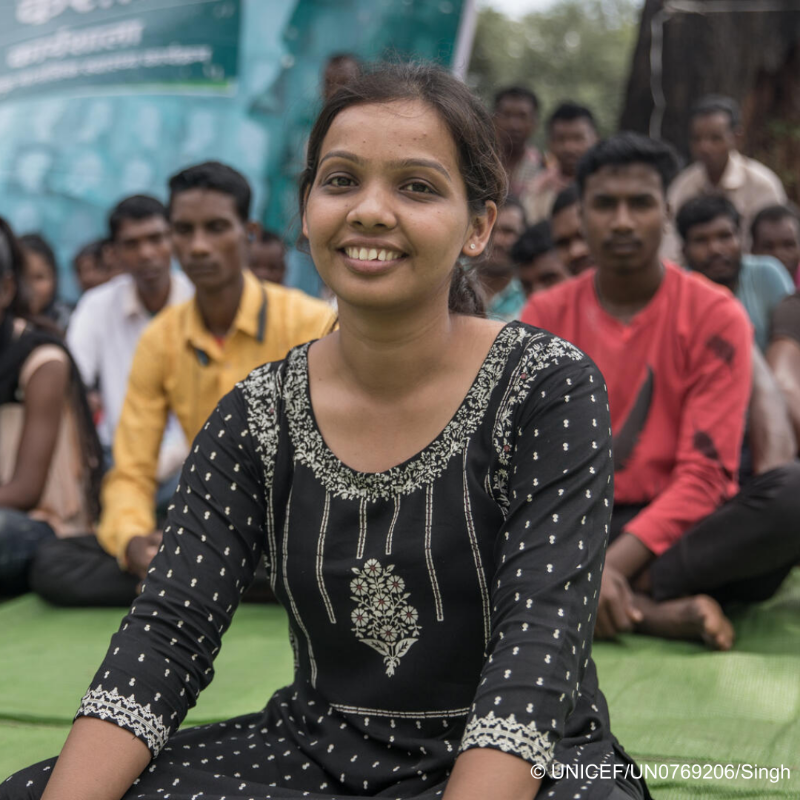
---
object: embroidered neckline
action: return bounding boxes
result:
[284,322,525,500]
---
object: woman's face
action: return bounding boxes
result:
[23,250,55,315]
[303,99,493,314]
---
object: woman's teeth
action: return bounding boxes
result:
[345,246,402,262]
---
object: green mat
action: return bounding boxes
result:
[2,571,799,798]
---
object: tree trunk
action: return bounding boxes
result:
[620,0,800,201]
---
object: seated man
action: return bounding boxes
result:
[66,195,194,492]
[476,197,527,321]
[751,204,800,287]
[32,161,336,606]
[550,184,594,276]
[510,220,570,296]
[493,86,542,202]
[668,95,786,251]
[524,102,598,224]
[676,194,793,352]
[521,133,800,650]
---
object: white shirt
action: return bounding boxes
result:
[67,271,194,476]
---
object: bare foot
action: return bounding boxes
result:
[632,593,735,651]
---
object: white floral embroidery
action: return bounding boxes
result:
[77,685,170,755]
[239,363,282,484]
[350,559,421,676]
[460,710,556,766]
[490,332,585,512]
[284,325,521,500]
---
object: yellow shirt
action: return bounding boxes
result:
[98,270,335,562]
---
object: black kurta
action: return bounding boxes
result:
[4,322,644,800]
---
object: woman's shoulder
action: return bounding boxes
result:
[236,342,307,402]
[16,320,69,390]
[493,322,604,422]
[504,320,590,375]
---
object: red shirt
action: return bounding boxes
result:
[521,262,752,555]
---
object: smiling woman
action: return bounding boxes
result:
[3,64,646,800]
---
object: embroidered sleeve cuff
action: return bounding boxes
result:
[76,684,171,756]
[459,711,557,768]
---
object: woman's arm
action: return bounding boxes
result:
[444,748,542,800]
[36,382,272,798]
[453,336,613,790]
[41,717,151,800]
[0,357,69,510]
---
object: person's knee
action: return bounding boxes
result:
[0,757,56,799]
[760,460,800,525]
[28,537,79,604]
[30,535,138,607]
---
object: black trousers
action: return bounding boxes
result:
[29,535,274,607]
[611,461,800,606]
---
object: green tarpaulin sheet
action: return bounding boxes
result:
[2,570,799,797]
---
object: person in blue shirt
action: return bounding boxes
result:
[676,194,794,351]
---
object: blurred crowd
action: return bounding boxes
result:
[2,53,800,649]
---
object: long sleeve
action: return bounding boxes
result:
[460,337,613,771]
[97,324,170,561]
[624,300,753,554]
[76,387,267,755]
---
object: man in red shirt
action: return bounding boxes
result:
[521,133,800,650]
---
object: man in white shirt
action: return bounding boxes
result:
[666,95,786,259]
[67,195,194,484]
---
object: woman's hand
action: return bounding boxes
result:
[443,748,542,800]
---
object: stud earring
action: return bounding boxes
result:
[469,243,476,250]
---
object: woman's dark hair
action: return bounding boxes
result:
[300,62,507,316]
[19,233,59,314]
[0,217,103,519]
[0,218,32,317]
[18,233,57,275]
[676,194,740,242]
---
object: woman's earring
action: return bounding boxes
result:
[469,243,476,250]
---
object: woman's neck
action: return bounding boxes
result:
[324,302,464,402]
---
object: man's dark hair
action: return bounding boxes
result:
[511,221,553,265]
[547,102,597,133]
[690,94,740,130]
[168,161,251,222]
[18,233,57,275]
[494,86,539,114]
[72,238,104,269]
[675,194,741,242]
[108,195,167,240]
[576,132,679,196]
[751,204,800,244]
[551,184,580,218]
[257,228,284,246]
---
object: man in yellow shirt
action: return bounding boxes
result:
[32,162,335,605]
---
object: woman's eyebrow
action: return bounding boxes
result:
[319,150,363,167]
[318,151,451,182]
[388,158,452,182]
